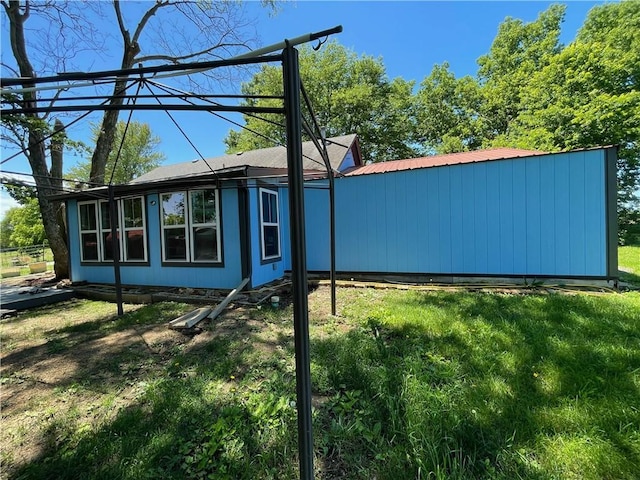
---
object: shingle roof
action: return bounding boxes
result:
[344,147,546,176]
[130,134,359,184]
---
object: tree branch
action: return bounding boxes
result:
[134,42,247,64]
[132,0,171,46]
[113,0,129,44]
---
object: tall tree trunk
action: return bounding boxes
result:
[89,15,140,185]
[50,119,68,259]
[5,0,69,278]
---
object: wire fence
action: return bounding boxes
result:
[0,242,53,277]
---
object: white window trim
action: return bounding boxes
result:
[188,190,221,263]
[160,189,222,263]
[259,187,281,261]
[77,197,147,263]
[121,197,148,262]
[78,201,99,262]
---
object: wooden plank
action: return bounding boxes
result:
[207,277,250,321]
[169,307,212,330]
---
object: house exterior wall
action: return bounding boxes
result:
[298,149,612,278]
[67,188,244,289]
[248,180,286,288]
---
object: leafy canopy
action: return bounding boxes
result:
[67,121,165,185]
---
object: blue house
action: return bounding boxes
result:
[64,134,362,290]
[63,135,618,291]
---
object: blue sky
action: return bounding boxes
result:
[0,1,604,217]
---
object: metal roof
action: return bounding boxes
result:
[344,147,547,176]
[130,133,359,184]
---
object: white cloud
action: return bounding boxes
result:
[0,189,19,220]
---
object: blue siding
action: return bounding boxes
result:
[249,181,285,288]
[303,149,608,277]
[68,188,244,289]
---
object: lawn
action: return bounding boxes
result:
[1,286,639,479]
[619,245,640,286]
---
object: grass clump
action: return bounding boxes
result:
[2,287,639,479]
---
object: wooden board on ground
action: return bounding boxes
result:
[169,307,212,330]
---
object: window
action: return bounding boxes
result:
[160,189,221,263]
[77,197,147,263]
[259,188,280,261]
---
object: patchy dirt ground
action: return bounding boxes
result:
[0,273,350,477]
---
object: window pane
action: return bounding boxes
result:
[79,204,96,231]
[269,192,278,223]
[164,227,187,260]
[125,229,145,261]
[192,226,218,261]
[162,193,185,225]
[191,190,217,225]
[100,202,115,230]
[263,225,279,258]
[124,198,143,228]
[102,232,119,261]
[262,191,270,222]
[81,233,98,260]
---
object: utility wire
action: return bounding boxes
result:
[146,79,332,172]
[142,80,219,178]
[108,80,143,186]
[0,79,141,166]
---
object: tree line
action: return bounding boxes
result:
[2,1,638,275]
[226,2,639,244]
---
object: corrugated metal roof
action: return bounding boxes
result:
[130,134,359,184]
[344,147,546,176]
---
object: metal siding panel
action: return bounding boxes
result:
[392,171,410,272]
[372,174,388,271]
[304,185,330,271]
[569,153,587,275]
[499,161,515,274]
[384,172,398,271]
[485,162,502,273]
[460,165,476,273]
[583,151,606,275]
[525,158,542,274]
[539,159,556,274]
[449,166,465,273]
[512,160,527,273]
[425,169,440,272]
[554,154,571,274]
[438,168,452,272]
[404,171,419,273]
[473,163,489,273]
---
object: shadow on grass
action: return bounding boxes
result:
[6,291,640,479]
[310,291,640,479]
[8,309,301,480]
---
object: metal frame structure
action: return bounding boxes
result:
[1,25,344,479]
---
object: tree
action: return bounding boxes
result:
[225,42,419,164]
[0,198,45,249]
[413,2,640,242]
[414,63,484,153]
[67,121,165,185]
[509,1,640,243]
[2,0,275,278]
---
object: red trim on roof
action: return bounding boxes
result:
[344,147,546,176]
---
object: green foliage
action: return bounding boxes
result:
[225,42,419,163]
[67,121,165,185]
[0,198,45,248]
[3,287,640,479]
[414,2,640,242]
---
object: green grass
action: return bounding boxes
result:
[2,289,639,479]
[619,245,640,285]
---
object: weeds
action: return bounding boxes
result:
[1,288,639,479]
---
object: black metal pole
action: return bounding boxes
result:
[108,186,124,316]
[282,43,314,479]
